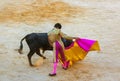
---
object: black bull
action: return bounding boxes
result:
[18,33,73,66]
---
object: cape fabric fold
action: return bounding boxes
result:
[59,38,100,67]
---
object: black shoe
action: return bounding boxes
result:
[49,73,56,76]
[62,67,68,70]
[62,60,70,70]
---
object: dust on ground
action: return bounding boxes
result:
[0,0,84,25]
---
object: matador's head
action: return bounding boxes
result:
[54,23,62,29]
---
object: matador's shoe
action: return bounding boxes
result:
[49,73,56,76]
[62,60,70,70]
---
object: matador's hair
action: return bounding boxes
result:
[54,23,62,29]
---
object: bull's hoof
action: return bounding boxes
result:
[43,57,46,59]
[30,64,34,67]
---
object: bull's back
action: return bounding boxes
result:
[25,33,51,49]
[37,33,50,47]
[25,32,73,50]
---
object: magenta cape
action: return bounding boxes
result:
[59,38,100,66]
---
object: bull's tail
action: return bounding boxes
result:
[18,36,26,54]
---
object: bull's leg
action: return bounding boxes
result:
[36,49,46,59]
[27,50,35,66]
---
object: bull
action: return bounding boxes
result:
[18,33,73,66]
